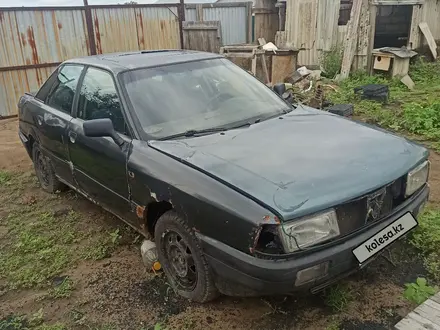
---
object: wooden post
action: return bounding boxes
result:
[339,0,363,80]
[179,0,186,49]
[83,0,97,55]
[253,0,279,43]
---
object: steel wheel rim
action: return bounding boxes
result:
[36,150,50,186]
[163,231,197,291]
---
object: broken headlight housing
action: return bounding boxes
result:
[278,209,340,253]
[405,160,429,197]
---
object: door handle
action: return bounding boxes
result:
[68,131,77,143]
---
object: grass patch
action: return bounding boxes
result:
[0,210,80,289]
[0,312,66,330]
[81,228,122,261]
[0,170,12,185]
[327,60,440,143]
[50,277,74,299]
[323,284,352,312]
[410,208,440,282]
[0,172,124,290]
[320,46,343,79]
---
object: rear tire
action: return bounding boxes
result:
[154,211,219,303]
[32,144,66,193]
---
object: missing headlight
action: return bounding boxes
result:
[255,225,285,254]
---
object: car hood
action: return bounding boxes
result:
[148,106,428,221]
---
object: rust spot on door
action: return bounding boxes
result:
[26,26,39,64]
[57,22,63,29]
[160,20,165,31]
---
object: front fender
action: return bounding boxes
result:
[128,140,275,254]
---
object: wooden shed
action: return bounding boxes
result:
[277,0,440,70]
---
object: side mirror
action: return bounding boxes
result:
[273,83,286,96]
[83,118,124,146]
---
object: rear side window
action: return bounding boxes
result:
[44,65,83,114]
[77,67,127,134]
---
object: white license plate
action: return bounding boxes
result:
[353,212,418,264]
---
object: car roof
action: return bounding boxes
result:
[63,50,223,74]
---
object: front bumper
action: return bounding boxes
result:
[199,185,429,296]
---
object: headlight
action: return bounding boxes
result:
[278,209,340,252]
[406,161,429,197]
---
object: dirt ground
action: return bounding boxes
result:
[1,118,440,330]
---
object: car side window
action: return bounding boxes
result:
[77,67,127,135]
[45,65,84,114]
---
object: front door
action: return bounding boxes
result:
[67,66,133,222]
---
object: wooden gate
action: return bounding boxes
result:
[182,21,222,53]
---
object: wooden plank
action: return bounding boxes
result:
[223,52,255,58]
[392,57,410,77]
[413,301,440,326]
[401,75,415,90]
[395,313,440,330]
[353,0,370,71]
[419,22,438,59]
[340,0,363,79]
[424,299,440,312]
[367,5,377,73]
[260,53,270,84]
[409,5,423,49]
[432,293,440,305]
[395,294,440,330]
[251,49,257,75]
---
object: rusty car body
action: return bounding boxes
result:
[18,50,429,302]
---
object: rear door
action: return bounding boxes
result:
[67,66,134,222]
[31,64,84,186]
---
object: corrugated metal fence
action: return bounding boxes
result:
[0,2,252,118]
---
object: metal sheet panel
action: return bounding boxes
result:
[0,9,89,67]
[0,66,57,117]
[203,6,247,45]
[91,6,180,54]
[185,8,197,21]
[285,0,319,66]
[316,0,340,51]
[135,6,180,50]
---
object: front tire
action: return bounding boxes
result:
[32,144,66,193]
[154,211,219,303]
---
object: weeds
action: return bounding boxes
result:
[327,60,440,143]
[403,277,438,305]
[0,311,66,330]
[0,170,12,185]
[81,228,122,261]
[410,208,440,281]
[50,277,74,299]
[323,284,352,312]
[321,46,343,79]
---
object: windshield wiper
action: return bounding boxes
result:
[159,127,227,141]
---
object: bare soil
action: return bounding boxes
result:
[1,118,439,330]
